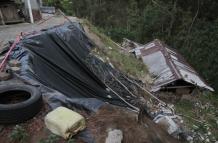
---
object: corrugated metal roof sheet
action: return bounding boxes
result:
[130,39,214,92]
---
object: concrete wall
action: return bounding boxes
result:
[22,0,42,21]
[22,0,41,10]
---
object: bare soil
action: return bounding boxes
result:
[0,104,49,143]
[88,105,182,143]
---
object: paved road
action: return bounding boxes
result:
[0,14,77,47]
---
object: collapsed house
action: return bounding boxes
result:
[0,21,190,142]
[124,39,214,92]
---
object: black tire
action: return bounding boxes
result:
[0,84,42,124]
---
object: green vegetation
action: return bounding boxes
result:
[175,93,218,142]
[38,133,76,143]
[67,138,76,143]
[38,134,60,143]
[9,125,28,143]
[43,0,218,93]
[82,20,148,79]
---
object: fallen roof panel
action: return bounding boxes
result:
[129,39,214,92]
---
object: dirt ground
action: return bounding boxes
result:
[0,103,48,143]
[88,105,182,143]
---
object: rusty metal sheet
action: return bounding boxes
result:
[130,39,214,92]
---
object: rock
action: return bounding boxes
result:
[107,95,112,99]
[154,115,179,135]
[105,129,123,143]
[186,136,193,143]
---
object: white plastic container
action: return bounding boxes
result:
[45,106,86,139]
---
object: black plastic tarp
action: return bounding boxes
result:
[12,22,123,106]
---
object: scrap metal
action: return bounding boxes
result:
[128,39,214,92]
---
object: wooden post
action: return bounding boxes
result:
[0,8,5,25]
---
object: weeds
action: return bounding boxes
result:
[67,138,76,143]
[9,125,28,143]
[175,93,218,143]
[38,133,76,143]
[38,134,60,143]
[82,19,149,79]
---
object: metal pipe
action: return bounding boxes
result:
[27,0,34,23]
[0,35,21,71]
[106,85,139,112]
[109,72,137,98]
[122,74,167,106]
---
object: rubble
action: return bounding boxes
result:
[86,54,190,141]
[0,13,216,143]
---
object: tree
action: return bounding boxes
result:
[43,0,218,93]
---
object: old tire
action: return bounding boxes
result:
[0,84,42,124]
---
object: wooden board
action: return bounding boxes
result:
[0,4,22,24]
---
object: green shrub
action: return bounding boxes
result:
[38,134,60,143]
[9,125,28,143]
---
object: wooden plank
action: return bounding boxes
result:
[4,19,24,24]
[0,8,5,25]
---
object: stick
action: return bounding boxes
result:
[0,35,21,71]
[58,9,73,23]
[111,40,125,50]
[123,75,167,106]
[109,72,137,97]
[178,114,204,124]
[106,85,139,112]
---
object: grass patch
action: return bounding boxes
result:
[9,125,28,143]
[175,101,197,128]
[82,19,149,79]
[175,93,218,142]
[38,134,60,143]
[38,133,76,143]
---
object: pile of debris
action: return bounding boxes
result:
[0,16,214,143]
[121,38,216,143]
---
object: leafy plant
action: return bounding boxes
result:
[9,125,28,143]
[67,138,76,143]
[38,134,60,143]
[82,20,148,79]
